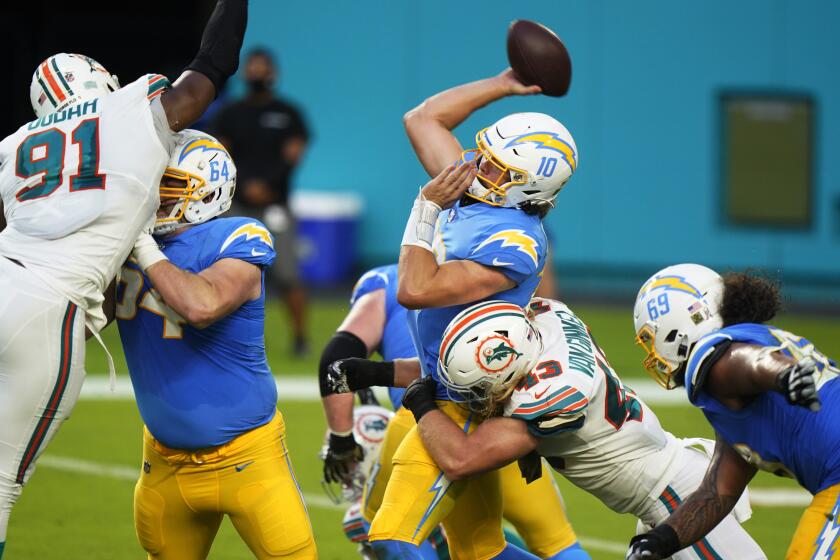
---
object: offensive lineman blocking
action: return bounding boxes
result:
[0,1,248,555]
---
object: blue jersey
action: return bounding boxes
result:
[415,200,547,399]
[350,264,415,409]
[117,217,278,450]
[686,323,840,494]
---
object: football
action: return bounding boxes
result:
[507,19,572,97]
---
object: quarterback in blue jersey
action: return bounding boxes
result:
[116,131,316,560]
[320,265,587,560]
[627,264,839,560]
[351,70,580,560]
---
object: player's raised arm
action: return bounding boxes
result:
[627,435,757,559]
[160,0,248,131]
[404,69,541,177]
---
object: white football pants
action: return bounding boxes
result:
[636,438,767,559]
[0,256,86,544]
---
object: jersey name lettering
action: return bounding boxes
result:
[27,99,99,130]
[556,310,595,377]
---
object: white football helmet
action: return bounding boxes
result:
[633,264,725,389]
[321,405,393,504]
[30,53,120,118]
[438,300,542,413]
[463,112,578,212]
[155,130,237,235]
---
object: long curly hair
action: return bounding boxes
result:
[720,271,782,326]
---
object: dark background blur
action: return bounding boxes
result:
[0,1,215,133]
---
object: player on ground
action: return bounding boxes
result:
[320,264,587,559]
[381,298,765,560]
[115,131,316,559]
[356,69,579,560]
[0,1,247,555]
[626,265,840,559]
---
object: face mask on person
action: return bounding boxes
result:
[247,79,272,93]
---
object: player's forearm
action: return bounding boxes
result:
[405,75,511,133]
[417,410,478,480]
[145,261,224,328]
[394,359,422,387]
[710,344,793,399]
[397,245,443,309]
[322,393,355,434]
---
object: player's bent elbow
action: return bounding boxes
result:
[396,285,428,310]
[441,457,478,481]
[182,302,221,329]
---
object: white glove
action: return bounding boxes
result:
[132,217,167,272]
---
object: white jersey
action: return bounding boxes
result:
[0,74,174,330]
[504,298,681,514]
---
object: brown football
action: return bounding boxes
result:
[507,19,572,97]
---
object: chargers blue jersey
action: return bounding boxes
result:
[350,264,415,409]
[413,200,547,399]
[685,323,840,494]
[117,217,278,450]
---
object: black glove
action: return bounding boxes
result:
[402,377,439,422]
[776,358,821,411]
[626,524,680,560]
[327,358,395,394]
[322,432,364,484]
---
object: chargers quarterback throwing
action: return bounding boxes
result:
[0,0,248,555]
[343,68,580,559]
[627,265,840,559]
[395,298,765,559]
[116,131,316,559]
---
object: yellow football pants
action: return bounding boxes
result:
[786,483,840,559]
[366,403,578,559]
[134,411,317,560]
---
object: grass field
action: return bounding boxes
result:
[7,298,840,559]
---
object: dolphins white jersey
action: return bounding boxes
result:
[504,298,681,514]
[0,74,174,330]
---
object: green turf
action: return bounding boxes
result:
[8,299,838,559]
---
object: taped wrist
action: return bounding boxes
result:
[186,0,248,95]
[649,524,681,556]
[319,331,367,397]
[401,193,441,251]
[328,432,357,454]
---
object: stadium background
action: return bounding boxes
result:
[2,1,839,558]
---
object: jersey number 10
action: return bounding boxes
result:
[15,118,104,202]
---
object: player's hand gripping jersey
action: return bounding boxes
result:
[504,299,681,514]
[686,323,840,495]
[0,74,174,331]
[414,201,547,399]
[116,217,277,449]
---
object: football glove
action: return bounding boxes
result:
[402,377,438,422]
[776,358,821,412]
[322,432,364,484]
[327,358,394,394]
[626,524,680,560]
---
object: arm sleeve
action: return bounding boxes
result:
[470,227,542,285]
[185,0,248,95]
[685,333,734,403]
[214,220,276,268]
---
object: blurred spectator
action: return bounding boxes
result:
[212,48,311,356]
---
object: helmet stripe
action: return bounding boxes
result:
[439,302,524,362]
[441,311,525,366]
[50,58,73,97]
[40,61,67,102]
[36,72,57,107]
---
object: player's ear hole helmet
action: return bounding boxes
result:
[320,405,393,504]
[155,131,237,235]
[461,112,578,214]
[30,53,120,118]
[633,264,724,389]
[438,300,542,414]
